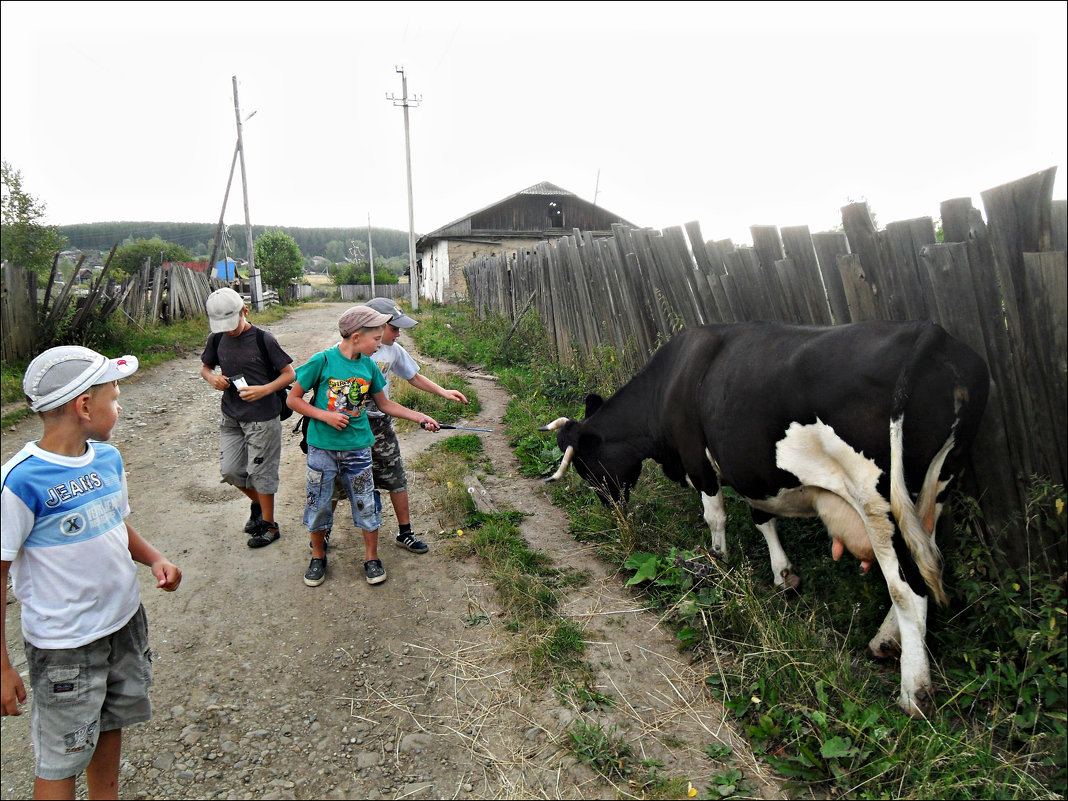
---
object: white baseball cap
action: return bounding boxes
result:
[23,346,139,412]
[206,287,246,333]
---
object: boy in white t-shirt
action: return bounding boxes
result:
[1,345,182,799]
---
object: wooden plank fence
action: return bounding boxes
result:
[338,283,409,302]
[463,168,1068,570]
[1,260,240,362]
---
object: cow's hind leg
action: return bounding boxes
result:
[751,511,800,592]
[870,530,933,717]
[701,490,728,559]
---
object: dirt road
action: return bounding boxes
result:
[1,302,780,800]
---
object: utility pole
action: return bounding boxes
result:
[232,76,262,311]
[387,66,420,310]
[207,140,240,282]
[367,213,376,297]
[593,168,601,206]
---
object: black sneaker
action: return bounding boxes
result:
[247,520,280,548]
[304,556,327,587]
[244,502,263,534]
[394,532,428,554]
[364,559,387,585]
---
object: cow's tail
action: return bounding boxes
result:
[888,324,950,607]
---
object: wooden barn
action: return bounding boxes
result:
[415,181,636,302]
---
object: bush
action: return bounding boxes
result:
[330,262,398,286]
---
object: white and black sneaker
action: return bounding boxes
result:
[394,532,428,554]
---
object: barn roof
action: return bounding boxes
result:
[418,181,636,245]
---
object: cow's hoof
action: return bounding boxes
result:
[865,641,902,663]
[899,687,934,719]
[778,569,802,595]
[777,572,803,598]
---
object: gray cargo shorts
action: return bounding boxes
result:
[219,413,282,495]
[26,605,153,781]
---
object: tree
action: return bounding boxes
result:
[1,161,67,274]
[323,239,347,263]
[254,230,304,297]
[111,237,193,276]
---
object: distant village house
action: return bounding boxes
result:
[415,181,635,303]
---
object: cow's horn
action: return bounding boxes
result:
[537,417,570,432]
[545,445,574,482]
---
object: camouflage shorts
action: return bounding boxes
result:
[369,415,407,493]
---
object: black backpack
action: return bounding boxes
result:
[290,352,326,457]
[293,392,313,454]
[210,327,293,421]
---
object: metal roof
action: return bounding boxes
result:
[418,181,632,244]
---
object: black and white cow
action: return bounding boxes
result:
[540,320,989,717]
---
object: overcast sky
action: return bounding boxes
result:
[2,1,1065,249]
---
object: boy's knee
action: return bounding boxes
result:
[247,475,279,496]
[220,472,246,488]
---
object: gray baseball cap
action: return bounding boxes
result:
[23,345,139,412]
[365,297,418,328]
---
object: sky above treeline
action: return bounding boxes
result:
[1,1,1065,246]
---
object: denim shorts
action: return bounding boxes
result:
[303,445,382,533]
[26,605,153,781]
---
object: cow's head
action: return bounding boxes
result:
[538,394,643,504]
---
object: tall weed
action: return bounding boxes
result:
[409,304,1066,799]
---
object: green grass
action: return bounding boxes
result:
[565,720,633,781]
[389,363,480,429]
[409,301,1067,800]
[555,677,616,712]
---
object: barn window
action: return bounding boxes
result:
[548,201,564,228]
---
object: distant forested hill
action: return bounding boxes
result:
[57,222,413,262]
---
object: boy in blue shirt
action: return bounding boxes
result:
[1,345,182,799]
[287,306,440,587]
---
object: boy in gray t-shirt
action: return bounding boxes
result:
[200,288,294,547]
[363,298,468,554]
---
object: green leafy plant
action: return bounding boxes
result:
[111,236,192,276]
[565,720,633,781]
[555,678,616,711]
[254,229,304,298]
[1,161,67,275]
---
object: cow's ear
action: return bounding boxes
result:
[584,394,604,418]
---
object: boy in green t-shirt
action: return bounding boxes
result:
[287,306,440,586]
